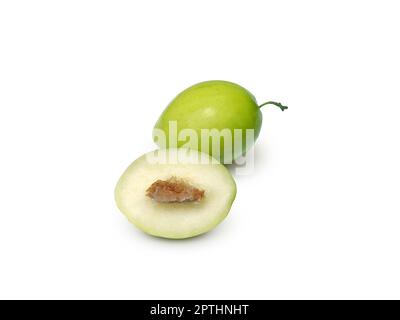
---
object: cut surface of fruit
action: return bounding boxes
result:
[115,148,236,239]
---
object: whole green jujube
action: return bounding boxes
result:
[153,80,287,164]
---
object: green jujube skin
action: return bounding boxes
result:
[153,80,287,164]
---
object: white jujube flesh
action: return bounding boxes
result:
[115,148,236,239]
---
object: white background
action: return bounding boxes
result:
[1,1,399,300]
